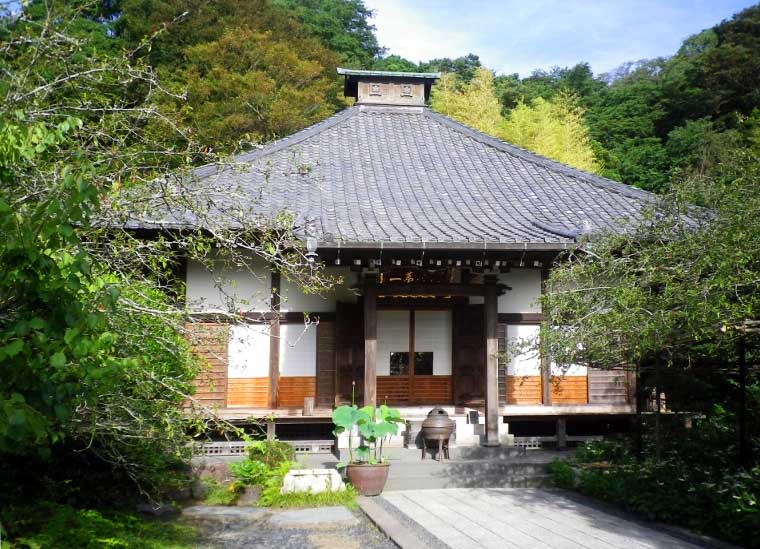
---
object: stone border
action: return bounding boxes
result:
[357,496,439,549]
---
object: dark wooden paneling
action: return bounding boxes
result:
[588,368,629,404]
[551,375,588,404]
[228,377,268,407]
[277,376,316,408]
[186,322,229,408]
[316,321,336,408]
[452,305,486,407]
[413,375,452,405]
[497,324,507,406]
[498,313,544,324]
[336,302,364,404]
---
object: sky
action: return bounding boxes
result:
[364,0,756,77]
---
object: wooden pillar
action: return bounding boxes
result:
[268,271,281,409]
[540,267,552,405]
[484,275,500,446]
[363,274,377,407]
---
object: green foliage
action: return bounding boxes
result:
[244,439,295,468]
[571,442,760,546]
[547,459,575,489]
[201,479,239,506]
[257,460,297,507]
[431,69,601,173]
[501,92,602,174]
[273,0,382,67]
[0,502,196,548]
[542,150,760,374]
[265,485,359,509]
[117,0,344,153]
[332,404,403,465]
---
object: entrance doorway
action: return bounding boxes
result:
[376,309,453,405]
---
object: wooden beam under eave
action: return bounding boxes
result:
[364,275,378,407]
[268,271,281,409]
[484,275,500,446]
[377,282,508,297]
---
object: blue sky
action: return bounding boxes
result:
[364,0,756,76]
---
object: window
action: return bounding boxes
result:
[389,352,408,375]
[370,83,382,96]
[401,84,413,97]
[414,352,434,375]
[389,351,433,375]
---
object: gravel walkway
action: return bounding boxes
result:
[183,505,397,549]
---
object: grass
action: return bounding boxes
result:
[0,502,197,548]
[260,485,359,509]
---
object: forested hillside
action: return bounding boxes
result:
[114,0,760,191]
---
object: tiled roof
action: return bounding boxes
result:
[142,104,656,251]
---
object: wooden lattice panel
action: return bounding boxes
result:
[185,322,229,408]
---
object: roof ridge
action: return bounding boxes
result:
[422,109,656,204]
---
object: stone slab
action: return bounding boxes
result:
[379,488,708,549]
[183,505,268,519]
[268,506,358,527]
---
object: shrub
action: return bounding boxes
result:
[201,479,238,506]
[245,440,295,468]
[547,459,575,489]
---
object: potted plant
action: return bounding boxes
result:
[332,404,404,496]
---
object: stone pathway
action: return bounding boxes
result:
[183,505,396,549]
[378,488,707,549]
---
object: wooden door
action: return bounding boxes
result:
[452,305,486,406]
[335,302,364,405]
[315,321,336,408]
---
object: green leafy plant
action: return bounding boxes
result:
[547,459,575,489]
[201,479,239,506]
[244,439,295,468]
[332,404,404,466]
[0,502,196,548]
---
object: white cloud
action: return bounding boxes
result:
[365,0,753,76]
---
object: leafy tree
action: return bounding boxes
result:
[0,2,335,498]
[500,92,601,174]
[116,0,344,153]
[273,0,383,67]
[430,68,503,136]
[541,149,760,416]
[372,54,420,73]
[420,53,482,81]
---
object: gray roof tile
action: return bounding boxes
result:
[137,104,657,250]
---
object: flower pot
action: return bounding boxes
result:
[346,463,390,496]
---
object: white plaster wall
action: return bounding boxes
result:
[498,268,542,313]
[228,324,270,378]
[376,310,410,376]
[279,267,359,312]
[551,361,587,376]
[186,254,271,313]
[414,310,452,375]
[506,324,542,376]
[279,323,317,377]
